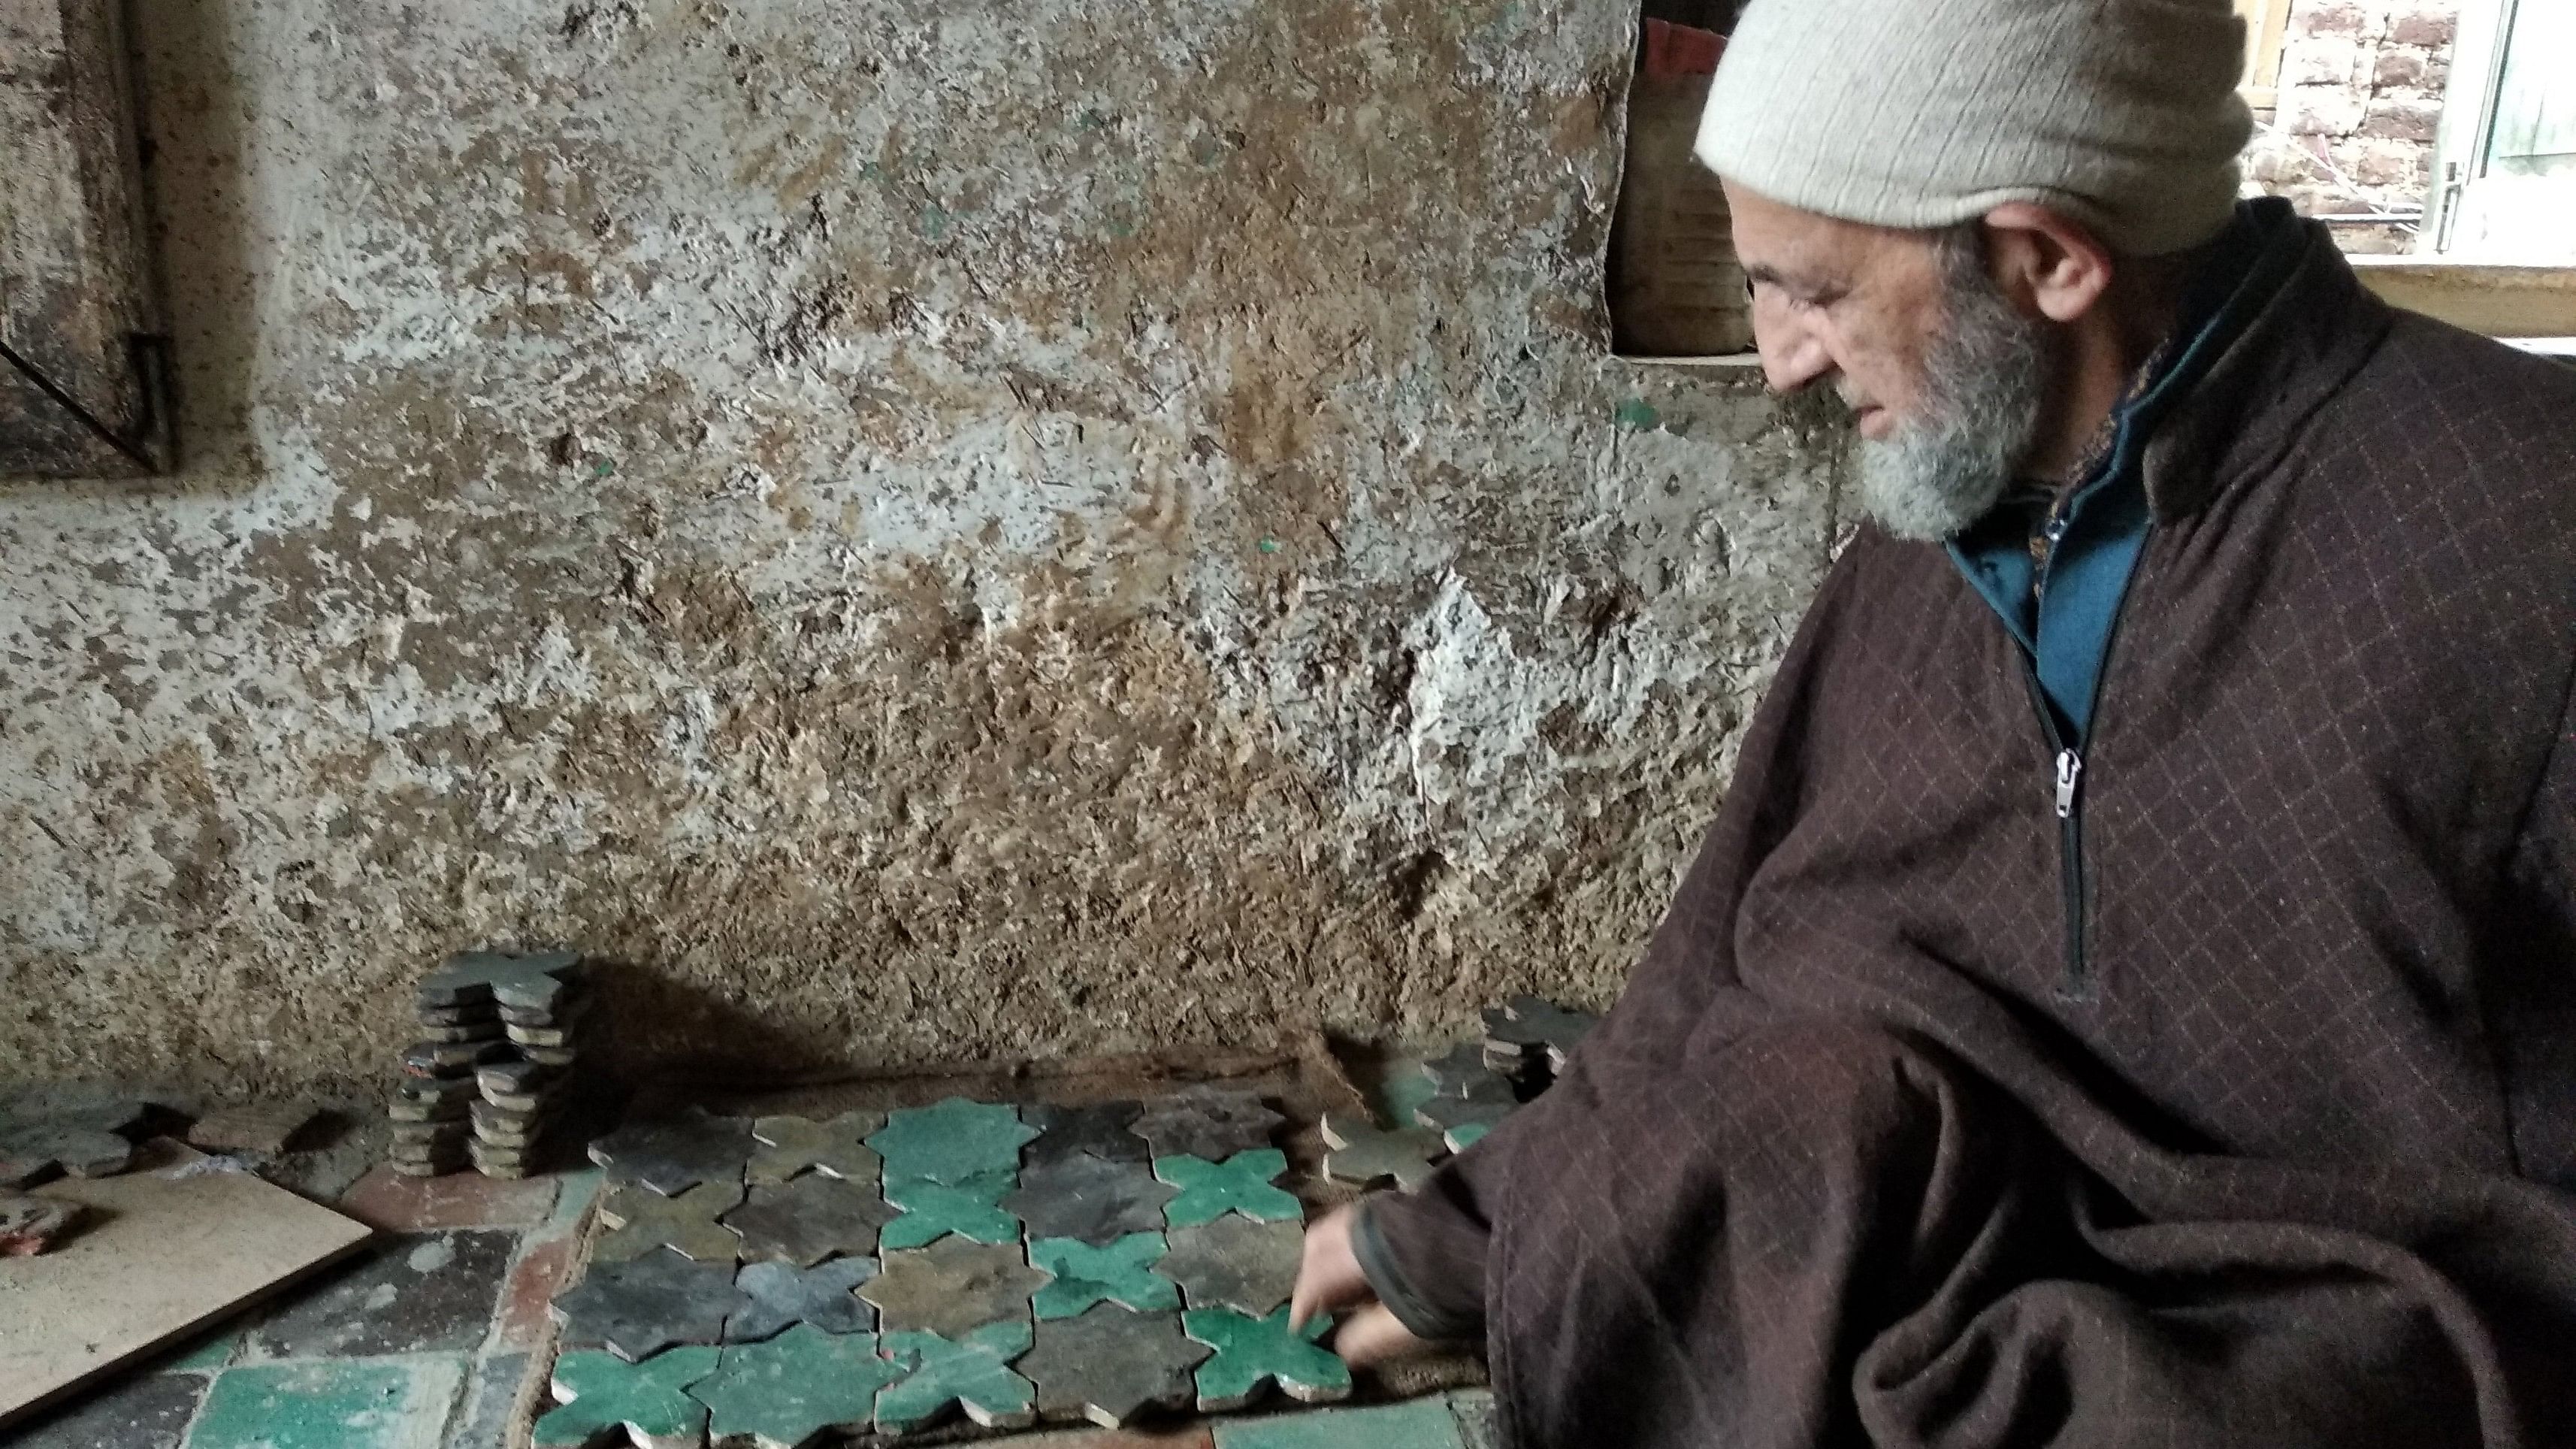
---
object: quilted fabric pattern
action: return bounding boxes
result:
[1366,220,2576,1448]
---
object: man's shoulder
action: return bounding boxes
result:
[2334,312,2576,465]
[2292,310,2576,543]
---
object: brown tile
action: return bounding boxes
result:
[339,1165,558,1231]
[492,1232,581,1349]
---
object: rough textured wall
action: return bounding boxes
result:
[0,0,1843,1094]
[2243,0,2457,253]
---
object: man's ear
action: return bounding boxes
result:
[1977,203,2115,324]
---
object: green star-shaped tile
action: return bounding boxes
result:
[1155,1148,1301,1227]
[865,1097,1036,1185]
[1029,1233,1180,1319]
[687,1324,905,1449]
[1182,1305,1352,1411]
[534,1347,718,1449]
[875,1320,1039,1435]
[880,1168,1019,1250]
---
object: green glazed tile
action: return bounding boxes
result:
[688,1324,903,1448]
[875,1320,1038,1435]
[1372,1057,1441,1133]
[880,1168,1019,1250]
[1182,1306,1351,1411]
[534,1347,718,1449]
[1213,1398,1470,1449]
[1029,1233,1180,1319]
[1444,1122,1492,1151]
[189,1357,466,1449]
[865,1098,1036,1185]
[1156,1150,1301,1227]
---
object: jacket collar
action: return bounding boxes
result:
[2142,199,2396,522]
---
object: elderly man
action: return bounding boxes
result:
[1291,0,2576,1444]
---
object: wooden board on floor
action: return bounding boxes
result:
[0,1138,374,1430]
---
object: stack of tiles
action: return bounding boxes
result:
[388,948,585,1178]
[475,959,590,1178]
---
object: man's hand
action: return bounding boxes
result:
[1290,1205,1436,1367]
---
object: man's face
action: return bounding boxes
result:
[1724,182,2054,541]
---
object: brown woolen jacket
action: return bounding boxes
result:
[1366,218,2576,1447]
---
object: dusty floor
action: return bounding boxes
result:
[12,1163,1495,1449]
[6,1048,1490,1449]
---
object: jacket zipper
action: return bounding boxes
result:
[2021,665,2090,997]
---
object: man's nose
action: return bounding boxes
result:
[1750,288,1833,395]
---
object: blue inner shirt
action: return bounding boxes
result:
[1943,202,2279,744]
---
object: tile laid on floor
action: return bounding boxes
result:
[550,1252,747,1362]
[189,1356,467,1449]
[1211,1399,1468,1449]
[241,1230,519,1361]
[440,1351,529,1449]
[4,1368,207,1449]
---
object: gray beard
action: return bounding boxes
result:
[1850,237,2053,543]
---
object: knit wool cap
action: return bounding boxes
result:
[1695,0,2255,256]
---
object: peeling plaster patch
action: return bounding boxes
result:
[0,0,1844,1092]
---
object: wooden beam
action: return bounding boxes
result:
[2349,259,2576,340]
[0,0,172,476]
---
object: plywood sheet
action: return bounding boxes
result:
[0,1139,373,1430]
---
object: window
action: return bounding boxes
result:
[1605,5,1752,360]
[2425,0,2576,261]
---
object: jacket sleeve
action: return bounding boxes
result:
[1349,542,1878,1344]
[1351,1146,1508,1342]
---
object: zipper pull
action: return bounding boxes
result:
[2054,749,2083,818]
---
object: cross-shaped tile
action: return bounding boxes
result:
[1319,1113,1447,1190]
[880,1169,1020,1251]
[1029,1233,1180,1319]
[1182,1305,1353,1411]
[747,1112,883,1187]
[1154,1148,1301,1227]
[594,1179,745,1264]
[727,1256,880,1342]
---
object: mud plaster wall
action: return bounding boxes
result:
[0,0,1847,1096]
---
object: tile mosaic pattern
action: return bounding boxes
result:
[536,1085,1358,1442]
[13,1062,1553,1449]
